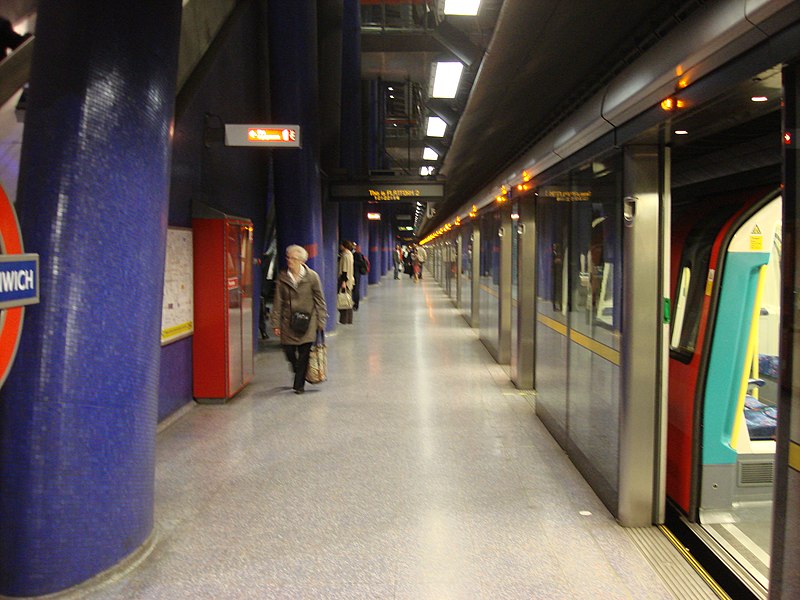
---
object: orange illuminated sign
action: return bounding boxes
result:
[247,128,297,143]
[225,124,302,148]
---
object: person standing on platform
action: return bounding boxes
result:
[352,242,369,310]
[393,244,403,279]
[405,244,415,279]
[271,245,327,394]
[338,240,355,324]
[410,244,422,283]
[415,243,427,279]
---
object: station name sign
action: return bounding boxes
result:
[0,180,40,388]
[0,254,39,309]
[331,182,444,203]
[224,124,301,148]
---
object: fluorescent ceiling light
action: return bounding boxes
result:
[431,62,464,98]
[420,166,433,176]
[423,147,438,160]
[426,116,446,137]
[444,0,481,16]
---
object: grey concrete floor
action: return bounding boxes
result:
[75,274,687,599]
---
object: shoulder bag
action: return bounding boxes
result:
[286,283,311,334]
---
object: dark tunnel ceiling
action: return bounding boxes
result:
[362,0,705,233]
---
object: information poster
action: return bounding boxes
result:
[161,227,194,345]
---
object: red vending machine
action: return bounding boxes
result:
[192,212,254,402]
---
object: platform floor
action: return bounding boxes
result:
[79,274,698,599]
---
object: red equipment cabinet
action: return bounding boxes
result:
[192,214,254,402]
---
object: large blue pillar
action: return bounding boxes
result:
[368,220,382,284]
[339,202,361,248]
[321,184,339,326]
[269,2,324,274]
[341,0,362,176]
[0,1,182,596]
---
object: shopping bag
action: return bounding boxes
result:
[306,331,327,384]
[336,290,353,310]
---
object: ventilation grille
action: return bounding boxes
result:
[738,460,774,486]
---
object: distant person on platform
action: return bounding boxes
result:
[271,245,327,394]
[404,244,415,280]
[352,242,370,310]
[338,240,355,324]
[393,244,404,279]
[415,243,427,279]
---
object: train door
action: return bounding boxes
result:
[512,193,536,390]
[667,189,781,591]
[478,207,512,363]
[510,200,519,378]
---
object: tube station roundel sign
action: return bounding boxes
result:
[0,182,39,388]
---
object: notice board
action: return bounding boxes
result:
[161,227,194,345]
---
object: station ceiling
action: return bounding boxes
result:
[361,0,705,234]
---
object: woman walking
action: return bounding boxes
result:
[271,245,327,394]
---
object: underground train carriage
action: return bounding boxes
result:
[667,186,782,592]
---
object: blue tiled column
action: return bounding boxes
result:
[339,202,362,247]
[321,195,339,325]
[0,1,182,596]
[340,0,362,176]
[368,220,381,284]
[269,1,324,275]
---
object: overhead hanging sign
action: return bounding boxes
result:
[225,124,302,148]
[331,182,444,202]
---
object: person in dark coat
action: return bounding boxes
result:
[352,242,368,310]
[271,245,328,394]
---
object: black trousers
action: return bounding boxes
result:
[282,342,312,391]
[352,274,361,308]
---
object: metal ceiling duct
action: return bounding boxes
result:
[434,0,800,230]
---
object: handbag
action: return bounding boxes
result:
[336,290,353,310]
[287,285,311,334]
[290,311,311,334]
[305,331,327,384]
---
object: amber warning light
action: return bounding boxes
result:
[225,124,302,148]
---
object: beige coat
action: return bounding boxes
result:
[271,266,328,345]
[338,249,355,292]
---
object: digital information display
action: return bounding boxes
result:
[225,124,302,148]
[538,187,592,202]
[331,182,444,203]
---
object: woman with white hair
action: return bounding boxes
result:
[271,244,327,394]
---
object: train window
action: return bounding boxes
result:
[670,267,691,350]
